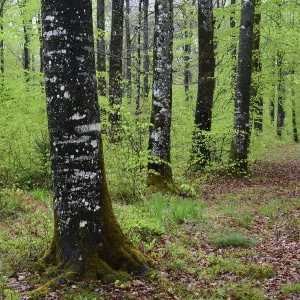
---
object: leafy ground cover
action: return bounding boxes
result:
[0,144,299,299]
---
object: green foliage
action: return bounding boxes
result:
[208,233,257,249]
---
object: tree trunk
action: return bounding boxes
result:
[230,0,255,174]
[192,0,215,169]
[230,0,237,94]
[40,0,150,287]
[109,0,124,127]
[125,0,132,101]
[147,0,174,191]
[292,98,298,143]
[37,13,44,74]
[250,0,263,133]
[276,51,285,137]
[136,0,142,115]
[23,20,30,81]
[143,0,150,98]
[183,29,192,101]
[97,0,106,96]
[0,6,4,95]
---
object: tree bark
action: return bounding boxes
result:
[276,51,285,137]
[40,0,150,287]
[192,0,215,169]
[143,0,150,98]
[109,0,124,127]
[97,0,106,96]
[125,0,132,101]
[147,0,174,191]
[230,0,255,174]
[250,0,263,133]
[37,13,44,73]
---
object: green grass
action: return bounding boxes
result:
[282,283,300,294]
[208,233,258,249]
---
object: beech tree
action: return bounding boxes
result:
[230,0,255,173]
[147,0,174,191]
[192,0,215,169]
[143,0,150,98]
[0,0,5,93]
[41,0,150,285]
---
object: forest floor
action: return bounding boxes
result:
[0,144,299,299]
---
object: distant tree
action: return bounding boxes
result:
[292,98,298,143]
[136,0,142,115]
[191,0,215,169]
[41,0,150,284]
[125,0,132,100]
[250,0,263,132]
[230,0,255,174]
[18,0,30,77]
[109,0,124,126]
[0,1,5,93]
[276,51,285,137]
[147,0,174,191]
[97,0,107,96]
[143,0,150,98]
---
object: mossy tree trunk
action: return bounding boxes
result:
[97,0,107,96]
[230,0,255,174]
[192,0,215,170]
[147,0,174,191]
[41,0,150,285]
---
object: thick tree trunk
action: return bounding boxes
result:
[230,0,255,174]
[192,0,215,169]
[109,0,124,127]
[125,0,132,101]
[23,21,30,80]
[40,0,150,287]
[143,0,150,98]
[276,51,285,137]
[250,0,263,132]
[97,0,107,96]
[147,0,174,191]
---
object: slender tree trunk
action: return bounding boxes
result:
[136,0,142,115]
[97,0,106,96]
[40,0,150,286]
[276,51,285,137]
[192,0,215,169]
[0,7,4,95]
[37,13,44,73]
[292,98,298,143]
[230,0,255,174]
[147,0,174,191]
[183,29,192,101]
[230,0,237,91]
[109,0,124,127]
[23,20,30,81]
[143,0,150,98]
[125,0,132,101]
[251,0,263,132]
